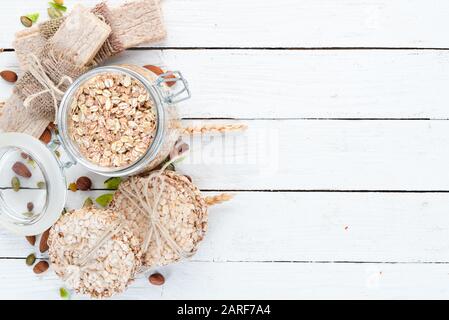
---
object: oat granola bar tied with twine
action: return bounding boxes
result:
[109,153,234,268]
[48,208,143,298]
[0,0,166,138]
[48,154,233,298]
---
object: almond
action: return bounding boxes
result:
[25,236,36,246]
[149,273,165,286]
[164,72,177,87]
[0,70,18,83]
[39,128,52,144]
[39,228,50,253]
[33,261,49,274]
[143,65,176,87]
[143,65,164,75]
[12,162,32,178]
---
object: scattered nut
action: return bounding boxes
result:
[25,236,36,246]
[23,211,34,218]
[37,181,46,189]
[143,65,164,75]
[0,70,18,83]
[76,176,92,191]
[20,16,33,28]
[12,162,31,178]
[163,72,177,87]
[83,197,94,208]
[68,182,78,192]
[39,128,52,144]
[26,253,36,266]
[11,177,20,192]
[39,228,50,253]
[27,202,34,212]
[48,7,63,19]
[142,65,176,87]
[20,152,29,159]
[33,261,49,274]
[170,142,189,159]
[149,273,165,286]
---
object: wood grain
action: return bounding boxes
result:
[3,50,449,119]
[2,191,449,263]
[0,119,444,191]
[1,0,449,48]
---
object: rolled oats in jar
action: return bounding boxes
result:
[57,65,190,176]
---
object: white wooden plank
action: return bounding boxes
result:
[1,0,449,48]
[2,119,449,190]
[3,119,449,190]
[178,119,449,190]
[3,49,449,119]
[0,259,449,299]
[2,192,449,263]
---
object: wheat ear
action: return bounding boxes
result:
[204,193,234,206]
[183,124,247,135]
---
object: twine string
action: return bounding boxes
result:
[118,155,194,266]
[23,53,73,123]
[61,219,125,284]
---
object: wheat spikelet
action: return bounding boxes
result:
[204,193,234,206]
[183,123,247,135]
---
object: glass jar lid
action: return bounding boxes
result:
[0,133,67,236]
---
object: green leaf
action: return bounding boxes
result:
[104,177,122,190]
[25,13,40,23]
[49,2,67,12]
[59,287,70,300]
[96,193,114,207]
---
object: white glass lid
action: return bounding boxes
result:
[0,133,67,236]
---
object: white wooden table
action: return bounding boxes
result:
[1,0,449,300]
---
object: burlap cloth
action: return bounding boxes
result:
[0,0,166,138]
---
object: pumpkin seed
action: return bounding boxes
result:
[37,181,46,189]
[23,212,34,218]
[11,177,20,192]
[26,253,36,266]
[47,7,62,19]
[83,197,94,208]
[27,158,36,168]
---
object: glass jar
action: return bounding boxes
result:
[57,65,190,176]
[0,133,66,235]
[0,65,190,236]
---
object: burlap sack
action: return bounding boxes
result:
[2,0,167,138]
